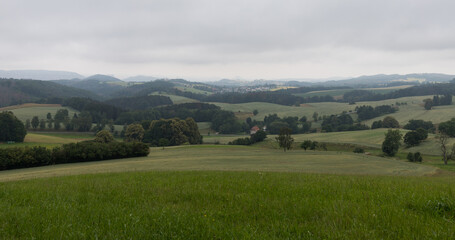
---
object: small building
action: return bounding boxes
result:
[250,126,260,135]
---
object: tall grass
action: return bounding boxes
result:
[0,171,454,239]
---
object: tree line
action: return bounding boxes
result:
[343,81,455,103]
[0,141,149,171]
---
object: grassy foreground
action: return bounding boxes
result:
[1,171,455,239]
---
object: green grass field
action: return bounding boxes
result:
[150,92,199,104]
[174,86,212,95]
[4,104,79,123]
[0,133,94,149]
[1,171,455,239]
[212,95,455,125]
[0,145,438,182]
[293,86,413,99]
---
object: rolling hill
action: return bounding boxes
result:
[0,78,100,107]
[0,69,84,80]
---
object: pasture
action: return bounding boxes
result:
[0,145,438,182]
[0,133,93,149]
[213,95,455,125]
[0,171,455,239]
[292,85,413,98]
[150,92,199,104]
[1,104,79,123]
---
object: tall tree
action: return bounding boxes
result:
[39,119,46,130]
[437,133,450,165]
[125,124,145,142]
[275,127,294,152]
[0,112,27,142]
[31,116,39,129]
[382,129,402,156]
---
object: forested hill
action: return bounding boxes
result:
[53,79,125,98]
[0,78,100,107]
[343,81,455,102]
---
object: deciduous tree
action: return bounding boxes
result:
[382,129,402,156]
[275,127,294,152]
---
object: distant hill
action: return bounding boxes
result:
[83,74,122,82]
[52,74,126,98]
[0,70,84,80]
[123,75,158,82]
[0,78,100,107]
[53,79,125,98]
[320,73,455,87]
[112,80,175,98]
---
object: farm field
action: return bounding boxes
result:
[150,93,199,104]
[0,145,438,182]
[293,85,413,98]
[213,95,455,125]
[174,86,212,95]
[211,101,353,121]
[2,104,79,123]
[0,132,94,149]
[1,171,455,238]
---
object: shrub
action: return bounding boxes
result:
[407,152,423,162]
[353,147,365,153]
[229,130,267,146]
[300,140,312,151]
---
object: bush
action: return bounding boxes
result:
[301,140,312,151]
[229,130,267,146]
[353,147,365,153]
[407,152,423,162]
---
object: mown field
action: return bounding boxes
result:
[293,85,413,98]
[0,145,439,182]
[0,133,93,149]
[1,171,455,239]
[1,104,79,123]
[213,95,455,125]
[150,92,199,104]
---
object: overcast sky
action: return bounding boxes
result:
[1,0,454,80]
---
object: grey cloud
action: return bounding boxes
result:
[1,0,455,79]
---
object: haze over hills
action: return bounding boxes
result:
[0,70,84,80]
[123,75,159,82]
[0,78,100,107]
[2,70,455,89]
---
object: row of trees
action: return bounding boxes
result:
[423,95,453,110]
[121,118,203,147]
[263,114,312,134]
[343,82,455,103]
[0,140,149,171]
[229,130,267,145]
[355,105,397,121]
[25,109,93,132]
[371,116,400,129]
[321,114,369,132]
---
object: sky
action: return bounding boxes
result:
[1,0,455,81]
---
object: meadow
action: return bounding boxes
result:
[0,145,439,182]
[1,171,455,239]
[150,92,199,104]
[213,95,455,125]
[293,85,413,99]
[1,94,455,238]
[0,104,79,123]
